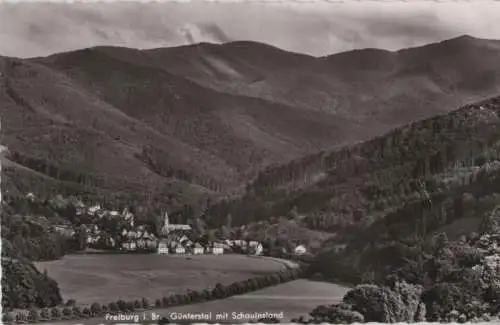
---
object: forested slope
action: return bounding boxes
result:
[205,96,500,229]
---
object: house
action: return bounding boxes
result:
[158,240,169,255]
[54,225,75,237]
[213,247,224,255]
[175,245,186,255]
[88,205,101,215]
[294,245,307,255]
[127,230,138,240]
[248,242,263,256]
[122,241,137,251]
[193,243,204,255]
[26,192,36,202]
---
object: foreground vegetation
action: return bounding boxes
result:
[1,267,303,324]
[199,95,500,323]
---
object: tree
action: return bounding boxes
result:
[72,306,81,318]
[82,307,91,318]
[40,308,50,320]
[2,312,14,324]
[108,302,118,312]
[142,297,150,309]
[62,307,72,319]
[27,309,39,322]
[342,284,406,323]
[479,212,499,234]
[308,303,364,324]
[51,307,61,319]
[90,302,102,316]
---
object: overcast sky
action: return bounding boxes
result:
[1,0,500,58]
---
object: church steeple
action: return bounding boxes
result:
[161,209,169,236]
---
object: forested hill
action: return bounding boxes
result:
[204,95,500,230]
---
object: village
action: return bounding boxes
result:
[49,195,308,258]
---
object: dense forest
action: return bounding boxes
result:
[1,200,67,309]
[201,95,500,322]
[204,96,500,229]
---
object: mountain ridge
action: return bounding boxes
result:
[2,35,500,219]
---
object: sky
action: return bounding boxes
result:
[1,0,500,58]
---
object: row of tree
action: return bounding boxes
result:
[2,267,304,324]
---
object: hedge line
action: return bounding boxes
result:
[2,267,304,324]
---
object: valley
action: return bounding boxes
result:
[2,34,500,324]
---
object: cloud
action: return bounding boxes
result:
[176,23,232,45]
[0,1,499,58]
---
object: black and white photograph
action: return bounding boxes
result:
[1,0,500,324]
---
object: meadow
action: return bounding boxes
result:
[35,254,291,306]
[47,279,350,324]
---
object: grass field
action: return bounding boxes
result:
[46,279,350,324]
[35,253,292,306]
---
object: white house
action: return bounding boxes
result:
[212,246,224,255]
[294,245,307,255]
[253,243,263,256]
[175,245,186,255]
[157,240,169,255]
[193,243,204,255]
[122,241,137,251]
[26,192,36,202]
[88,205,101,215]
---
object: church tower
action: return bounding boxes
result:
[161,209,169,236]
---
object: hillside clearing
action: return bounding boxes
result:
[35,254,294,306]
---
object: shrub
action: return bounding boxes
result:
[108,302,118,312]
[62,307,72,319]
[51,307,61,319]
[81,307,90,318]
[155,299,162,308]
[158,316,170,324]
[309,303,364,324]
[142,297,150,309]
[126,301,135,311]
[423,282,469,320]
[415,302,427,322]
[66,299,76,306]
[117,299,127,311]
[342,284,405,322]
[27,309,39,322]
[390,280,424,321]
[134,299,142,309]
[90,302,102,316]
[162,296,169,307]
[72,306,81,318]
[2,313,14,324]
[15,312,26,323]
[40,308,50,320]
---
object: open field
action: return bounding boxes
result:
[45,279,350,324]
[35,254,293,306]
